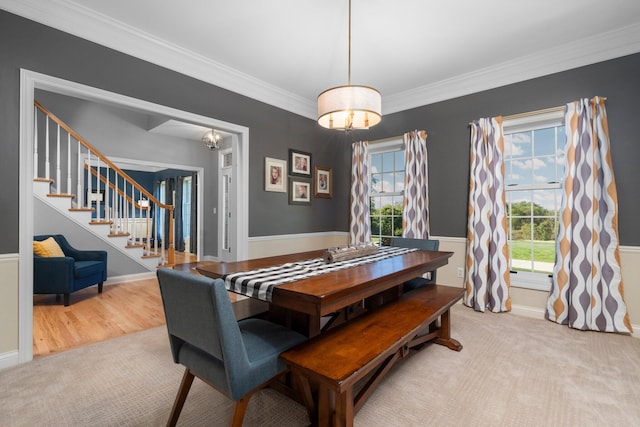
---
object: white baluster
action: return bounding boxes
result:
[66,133,72,196]
[55,125,61,194]
[96,159,101,221]
[45,116,50,180]
[104,164,110,225]
[77,140,82,208]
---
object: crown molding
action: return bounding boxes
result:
[383,22,640,115]
[3,0,640,120]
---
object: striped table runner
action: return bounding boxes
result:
[223,246,417,302]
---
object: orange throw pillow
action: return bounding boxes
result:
[33,237,65,257]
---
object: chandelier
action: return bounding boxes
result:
[202,129,221,150]
[317,0,381,131]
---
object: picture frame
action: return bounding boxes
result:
[264,157,287,192]
[289,180,311,205]
[314,166,332,198]
[288,149,312,177]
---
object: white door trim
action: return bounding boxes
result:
[19,69,249,365]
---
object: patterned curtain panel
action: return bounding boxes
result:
[350,141,371,244]
[465,117,511,313]
[546,97,632,333]
[402,130,430,238]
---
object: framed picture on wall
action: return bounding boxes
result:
[289,149,312,178]
[264,157,287,192]
[289,180,311,205]
[314,166,332,198]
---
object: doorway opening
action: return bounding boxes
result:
[20,70,249,363]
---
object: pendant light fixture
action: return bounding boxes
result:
[202,129,221,150]
[317,0,381,131]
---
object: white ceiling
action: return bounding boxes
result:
[4,0,640,120]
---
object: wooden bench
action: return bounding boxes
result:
[280,284,464,427]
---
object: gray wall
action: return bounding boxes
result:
[0,10,348,255]
[1,10,640,254]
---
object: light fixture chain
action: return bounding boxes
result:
[348,0,351,85]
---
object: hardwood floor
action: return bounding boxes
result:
[32,251,197,357]
[33,277,166,356]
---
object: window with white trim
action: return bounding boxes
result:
[369,139,405,246]
[504,110,565,291]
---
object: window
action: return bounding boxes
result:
[369,139,405,246]
[182,176,192,241]
[503,110,565,291]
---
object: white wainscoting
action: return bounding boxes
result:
[0,254,20,369]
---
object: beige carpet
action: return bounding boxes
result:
[1,304,639,426]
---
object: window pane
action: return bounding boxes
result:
[371,173,382,193]
[381,172,394,193]
[382,152,394,171]
[394,172,405,192]
[533,242,554,274]
[395,151,405,171]
[532,155,556,184]
[511,240,532,271]
[371,154,382,174]
[505,159,528,186]
[533,127,556,156]
[506,131,532,159]
[533,188,561,214]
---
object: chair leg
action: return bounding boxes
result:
[63,293,70,307]
[167,368,195,427]
[230,394,252,427]
[98,282,104,293]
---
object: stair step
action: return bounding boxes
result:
[34,177,53,183]
[126,243,146,248]
[142,253,162,259]
[89,220,113,225]
[47,193,75,199]
[69,207,94,212]
[108,232,130,237]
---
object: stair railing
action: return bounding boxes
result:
[33,100,175,266]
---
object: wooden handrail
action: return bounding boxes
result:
[34,101,172,211]
[36,100,175,265]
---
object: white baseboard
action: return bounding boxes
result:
[104,271,155,285]
[0,350,20,371]
[510,304,546,320]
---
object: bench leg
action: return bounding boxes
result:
[318,385,333,427]
[434,309,463,351]
[335,388,354,427]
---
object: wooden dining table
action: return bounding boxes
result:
[196,248,454,337]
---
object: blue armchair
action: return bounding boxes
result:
[33,234,107,306]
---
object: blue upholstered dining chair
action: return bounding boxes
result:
[156,268,307,427]
[390,237,440,291]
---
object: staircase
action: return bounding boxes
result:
[32,101,175,270]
